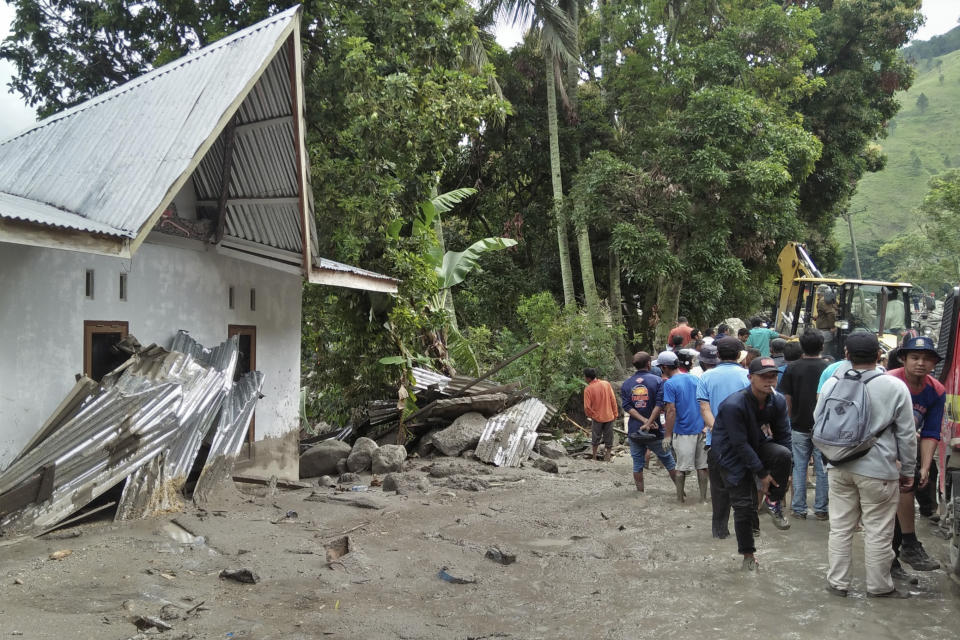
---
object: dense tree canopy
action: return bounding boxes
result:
[3,0,924,419]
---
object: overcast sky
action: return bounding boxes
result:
[2,1,960,140]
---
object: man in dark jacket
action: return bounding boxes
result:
[712,356,793,570]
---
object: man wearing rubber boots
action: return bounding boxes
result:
[886,336,945,577]
[621,352,681,494]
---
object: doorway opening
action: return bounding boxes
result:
[227,324,257,449]
[83,321,129,382]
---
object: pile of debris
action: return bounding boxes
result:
[0,331,263,536]
[300,357,561,479]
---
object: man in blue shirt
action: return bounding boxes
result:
[660,351,707,504]
[713,356,793,571]
[697,337,750,538]
[621,351,678,493]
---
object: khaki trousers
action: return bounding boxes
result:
[827,468,899,594]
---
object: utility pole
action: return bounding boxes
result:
[844,208,864,279]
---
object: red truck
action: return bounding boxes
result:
[935,286,960,581]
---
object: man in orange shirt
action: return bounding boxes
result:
[668,316,694,348]
[584,367,620,461]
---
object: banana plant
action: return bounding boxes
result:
[383,187,517,375]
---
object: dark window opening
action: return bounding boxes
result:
[84,321,129,382]
[228,286,235,310]
[85,270,95,299]
[250,288,256,311]
[119,273,128,301]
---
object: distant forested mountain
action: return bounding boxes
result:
[902,25,960,61]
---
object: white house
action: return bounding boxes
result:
[0,6,396,481]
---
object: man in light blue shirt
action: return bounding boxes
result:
[697,337,750,538]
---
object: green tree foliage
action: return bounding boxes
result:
[791,0,922,264]
[880,169,960,291]
[917,91,929,113]
[902,26,960,61]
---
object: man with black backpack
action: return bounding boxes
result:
[814,332,917,598]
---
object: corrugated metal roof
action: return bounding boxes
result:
[0,190,132,237]
[0,6,299,238]
[475,398,546,467]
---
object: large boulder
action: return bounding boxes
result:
[300,440,351,478]
[537,440,567,460]
[431,412,488,456]
[371,444,408,474]
[346,437,379,473]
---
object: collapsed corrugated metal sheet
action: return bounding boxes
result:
[474,399,547,468]
[193,370,265,504]
[0,7,299,239]
[412,367,452,393]
[0,348,192,532]
[0,333,264,533]
[114,332,240,519]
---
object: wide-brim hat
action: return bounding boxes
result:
[899,335,941,362]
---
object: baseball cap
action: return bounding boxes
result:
[698,344,720,365]
[844,331,880,358]
[715,337,743,360]
[899,335,941,362]
[653,350,679,367]
[748,357,779,375]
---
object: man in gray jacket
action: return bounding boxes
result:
[815,332,917,598]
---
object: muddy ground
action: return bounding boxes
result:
[1,452,958,640]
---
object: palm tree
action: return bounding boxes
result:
[482,0,580,309]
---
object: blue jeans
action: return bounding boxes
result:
[629,438,676,473]
[791,431,828,515]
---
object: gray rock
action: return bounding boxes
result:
[336,457,349,474]
[537,440,567,460]
[337,472,361,485]
[416,428,442,457]
[317,475,336,488]
[371,444,408,474]
[346,437,379,473]
[300,439,352,478]
[382,472,432,495]
[443,475,490,491]
[431,412,488,456]
[533,457,559,474]
[485,546,517,565]
[461,449,476,460]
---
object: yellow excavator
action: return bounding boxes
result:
[776,242,914,356]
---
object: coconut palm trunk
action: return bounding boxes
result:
[546,57,576,309]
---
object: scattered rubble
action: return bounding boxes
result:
[533,458,559,474]
[536,440,567,460]
[218,568,260,584]
[438,566,477,584]
[485,546,517,565]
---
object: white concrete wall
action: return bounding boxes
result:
[0,238,302,471]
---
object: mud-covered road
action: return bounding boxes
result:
[1,453,957,639]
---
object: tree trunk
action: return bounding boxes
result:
[546,55,576,309]
[654,272,682,350]
[600,0,618,127]
[577,225,600,311]
[562,1,601,312]
[609,250,626,368]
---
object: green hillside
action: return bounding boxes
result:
[840,48,960,250]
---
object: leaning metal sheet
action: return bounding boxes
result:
[474,398,546,468]
[0,353,186,532]
[165,331,239,480]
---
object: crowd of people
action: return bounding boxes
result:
[581,316,946,598]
